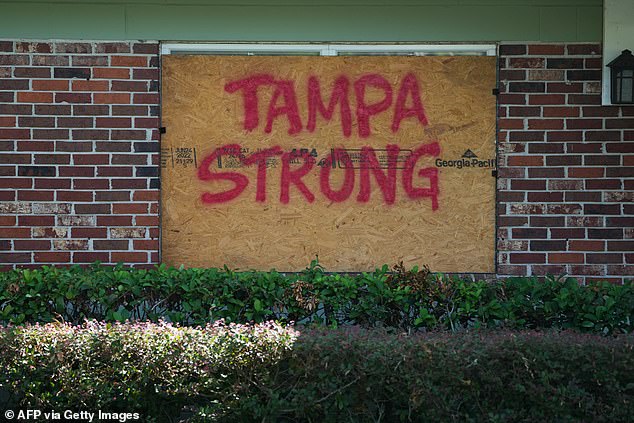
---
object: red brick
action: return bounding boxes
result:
[0,227,31,238]
[111,80,148,92]
[93,67,130,79]
[35,154,70,164]
[509,58,544,69]
[57,117,94,128]
[72,228,108,238]
[550,228,585,239]
[73,252,109,263]
[0,252,31,263]
[133,93,159,104]
[511,180,546,190]
[94,93,130,104]
[528,94,565,105]
[527,192,563,202]
[133,68,159,80]
[586,179,621,190]
[17,92,53,103]
[96,118,132,128]
[135,216,159,226]
[132,43,158,54]
[73,179,109,190]
[133,239,159,250]
[93,240,129,250]
[57,191,93,202]
[566,119,602,129]
[18,190,54,201]
[567,44,600,55]
[547,82,583,93]
[499,117,523,129]
[527,44,565,55]
[0,177,31,188]
[96,166,133,177]
[32,79,69,91]
[134,117,159,129]
[547,131,582,142]
[111,252,148,263]
[95,191,130,201]
[34,178,70,189]
[528,119,563,130]
[549,253,584,264]
[97,216,132,226]
[587,253,623,264]
[507,156,544,166]
[18,215,55,226]
[568,95,601,105]
[14,240,50,250]
[74,203,110,214]
[565,192,601,202]
[55,93,91,103]
[607,241,634,251]
[72,80,109,91]
[111,56,148,67]
[34,252,71,262]
[112,203,148,214]
[73,154,109,165]
[546,155,581,166]
[132,190,159,201]
[529,216,565,227]
[498,94,526,105]
[543,107,579,117]
[568,241,604,252]
[567,143,602,153]
[0,216,16,226]
[531,240,567,251]
[510,253,546,264]
[0,117,16,127]
[111,179,147,189]
[511,228,547,239]
[0,129,30,140]
[527,143,564,154]
[72,130,109,140]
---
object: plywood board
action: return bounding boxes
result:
[161,55,496,272]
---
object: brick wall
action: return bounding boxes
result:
[0,40,160,269]
[0,39,632,282]
[497,43,633,284]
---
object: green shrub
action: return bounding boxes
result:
[0,262,632,333]
[1,322,633,422]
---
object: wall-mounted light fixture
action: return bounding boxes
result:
[607,49,634,104]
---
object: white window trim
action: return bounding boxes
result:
[160,43,497,56]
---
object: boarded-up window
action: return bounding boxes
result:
[161,54,496,272]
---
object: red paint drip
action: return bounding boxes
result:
[319,148,355,202]
[402,141,440,210]
[392,73,429,132]
[280,151,316,204]
[354,74,393,138]
[197,144,249,204]
[307,75,352,137]
[265,80,303,135]
[243,146,283,202]
[357,144,400,205]
[224,74,275,131]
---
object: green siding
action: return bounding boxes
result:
[0,1,602,42]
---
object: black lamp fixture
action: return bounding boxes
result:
[607,49,634,104]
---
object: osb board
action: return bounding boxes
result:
[161,55,496,272]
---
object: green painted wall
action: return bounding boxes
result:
[0,0,602,42]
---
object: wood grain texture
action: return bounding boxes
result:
[161,55,496,272]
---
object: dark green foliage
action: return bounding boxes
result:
[1,323,633,422]
[0,261,632,334]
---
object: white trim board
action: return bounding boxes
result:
[161,43,497,56]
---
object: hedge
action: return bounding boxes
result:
[1,262,633,334]
[1,322,633,422]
